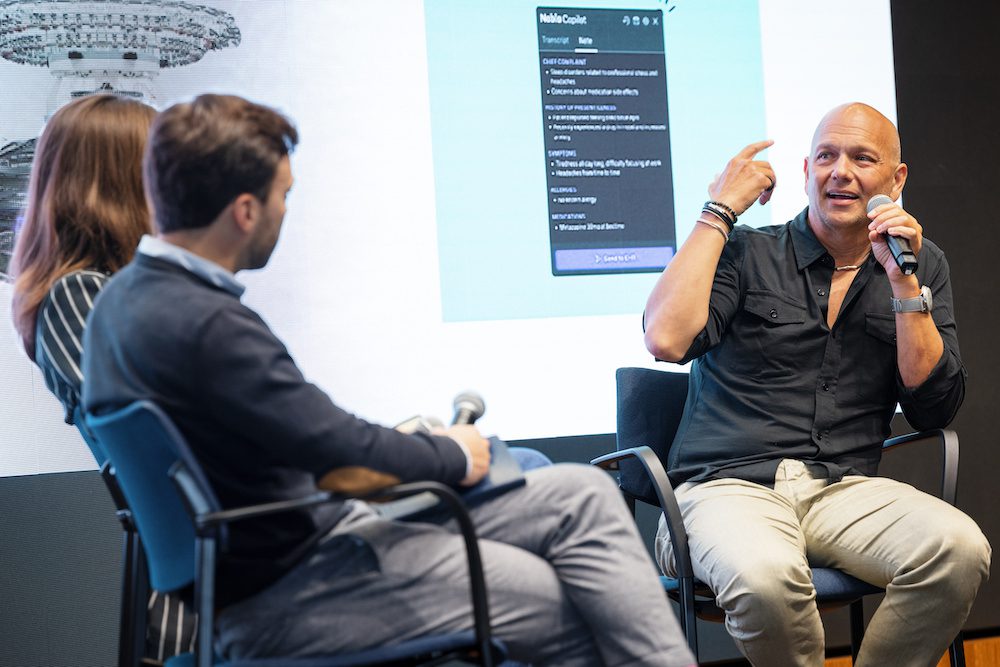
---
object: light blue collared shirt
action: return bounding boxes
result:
[137,235,245,298]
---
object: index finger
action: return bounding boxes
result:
[737,139,774,160]
[867,202,901,218]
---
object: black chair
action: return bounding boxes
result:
[85,400,506,667]
[591,366,965,666]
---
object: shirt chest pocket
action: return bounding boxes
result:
[727,290,808,378]
[864,313,897,346]
[743,290,807,325]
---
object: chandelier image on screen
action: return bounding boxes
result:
[0,0,241,280]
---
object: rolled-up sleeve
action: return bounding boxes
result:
[898,253,966,430]
[675,227,746,364]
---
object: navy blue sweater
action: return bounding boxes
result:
[83,254,467,606]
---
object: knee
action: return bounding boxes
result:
[528,463,628,519]
[939,520,991,583]
[715,559,816,621]
[545,462,621,499]
[909,516,991,591]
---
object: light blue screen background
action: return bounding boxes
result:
[426,0,767,321]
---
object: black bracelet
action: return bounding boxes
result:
[704,201,737,230]
[705,201,737,226]
[702,203,736,231]
[707,200,738,220]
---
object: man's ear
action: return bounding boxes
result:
[890,162,908,200]
[230,193,259,235]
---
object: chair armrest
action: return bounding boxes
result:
[358,482,495,666]
[193,492,335,528]
[591,447,695,580]
[169,467,499,667]
[882,429,959,505]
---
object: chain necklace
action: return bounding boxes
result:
[835,252,871,271]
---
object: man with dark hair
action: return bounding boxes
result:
[83,94,696,666]
[643,102,990,666]
[142,94,298,234]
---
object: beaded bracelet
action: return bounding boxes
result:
[707,200,738,220]
[697,216,730,242]
[703,201,737,229]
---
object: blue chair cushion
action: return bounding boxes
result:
[810,567,883,602]
[660,575,680,593]
[660,567,882,603]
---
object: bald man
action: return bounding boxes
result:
[642,103,990,666]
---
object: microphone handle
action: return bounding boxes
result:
[452,407,478,426]
[885,233,918,275]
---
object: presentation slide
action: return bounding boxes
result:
[427,0,765,320]
[0,0,897,476]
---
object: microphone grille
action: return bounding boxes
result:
[453,391,486,418]
[866,194,894,214]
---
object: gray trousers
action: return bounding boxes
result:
[217,464,695,666]
[656,459,991,667]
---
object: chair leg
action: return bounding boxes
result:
[130,538,150,667]
[849,599,865,664]
[117,530,136,667]
[948,632,966,667]
[678,578,698,660]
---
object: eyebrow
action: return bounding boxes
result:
[814,142,882,157]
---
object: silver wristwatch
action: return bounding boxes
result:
[891,285,933,313]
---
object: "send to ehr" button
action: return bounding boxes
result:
[554,246,674,272]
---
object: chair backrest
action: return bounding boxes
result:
[616,367,689,503]
[86,401,220,593]
[74,404,133,514]
[73,404,108,466]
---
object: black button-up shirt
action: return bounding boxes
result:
[667,208,966,486]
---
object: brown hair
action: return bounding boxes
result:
[10,94,156,359]
[144,94,298,234]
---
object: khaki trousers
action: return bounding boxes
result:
[656,459,990,667]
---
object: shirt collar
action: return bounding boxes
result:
[790,207,830,271]
[137,235,245,297]
[789,207,882,274]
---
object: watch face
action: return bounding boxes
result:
[922,285,933,312]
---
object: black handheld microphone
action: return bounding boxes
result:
[867,194,917,275]
[451,391,486,426]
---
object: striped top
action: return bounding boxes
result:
[34,268,196,661]
[34,269,109,424]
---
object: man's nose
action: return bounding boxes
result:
[830,154,853,180]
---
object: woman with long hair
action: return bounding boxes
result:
[10,93,194,664]
[12,94,154,418]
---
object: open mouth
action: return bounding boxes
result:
[826,191,860,201]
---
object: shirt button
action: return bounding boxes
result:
[769,309,778,318]
[821,382,829,391]
[817,288,827,296]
